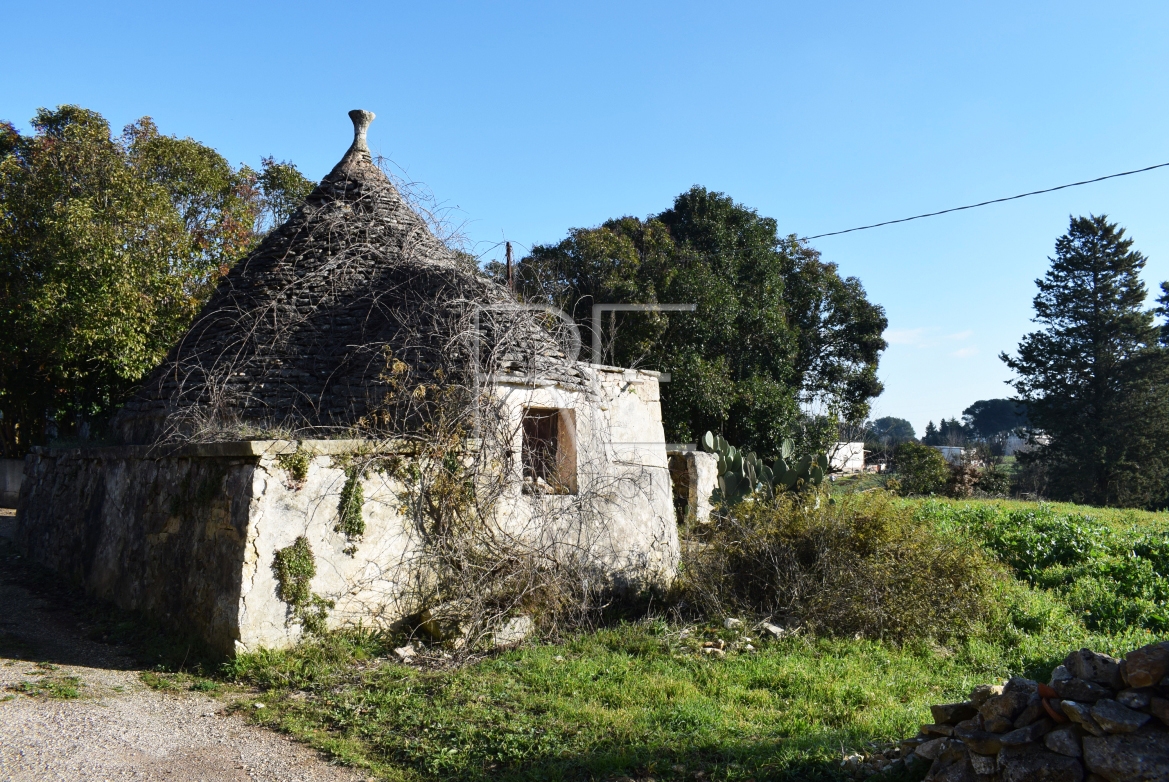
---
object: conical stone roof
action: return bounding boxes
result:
[114,110,577,444]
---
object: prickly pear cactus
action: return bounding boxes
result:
[700,431,829,507]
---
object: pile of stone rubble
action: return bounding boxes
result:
[859,640,1169,781]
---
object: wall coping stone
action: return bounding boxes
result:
[29,438,413,461]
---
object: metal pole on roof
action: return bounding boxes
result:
[506,242,514,292]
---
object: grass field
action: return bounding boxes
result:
[190,495,1169,781]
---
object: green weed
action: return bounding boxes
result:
[916,499,1169,631]
[8,672,83,699]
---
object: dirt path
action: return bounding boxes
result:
[0,510,366,782]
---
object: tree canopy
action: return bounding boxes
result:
[501,186,887,457]
[961,398,1028,439]
[865,416,916,444]
[0,105,313,455]
[1002,215,1169,508]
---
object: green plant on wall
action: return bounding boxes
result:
[337,466,365,544]
[272,536,333,636]
[276,445,310,488]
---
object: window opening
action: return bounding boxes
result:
[522,407,577,494]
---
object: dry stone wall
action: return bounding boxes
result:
[859,642,1169,781]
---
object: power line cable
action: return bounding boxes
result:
[803,162,1169,240]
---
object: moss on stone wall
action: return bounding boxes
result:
[272,536,333,635]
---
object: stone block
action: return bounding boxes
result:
[1065,649,1124,689]
[998,743,1085,782]
[1125,642,1169,689]
[1090,699,1151,734]
[1083,728,1169,781]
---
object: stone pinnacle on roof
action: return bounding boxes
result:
[346,109,375,164]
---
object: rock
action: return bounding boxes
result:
[1045,725,1084,758]
[1117,689,1152,710]
[923,723,956,736]
[929,701,976,725]
[1149,696,1169,726]
[723,617,742,630]
[902,753,933,778]
[980,684,1034,732]
[1005,676,1039,694]
[1014,695,1044,728]
[917,738,949,760]
[954,726,1002,756]
[969,751,998,775]
[1051,665,1073,683]
[1083,728,1169,781]
[1065,649,1124,689]
[493,615,533,648]
[702,647,726,658]
[954,716,983,732]
[393,643,416,661]
[970,684,1004,707]
[1124,641,1169,689]
[997,743,1085,782]
[901,737,927,757]
[1090,699,1151,734]
[1062,701,1107,737]
[759,622,786,639]
[1000,718,1054,746]
[1053,677,1114,703]
[924,751,977,782]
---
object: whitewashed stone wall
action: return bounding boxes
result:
[16,368,678,656]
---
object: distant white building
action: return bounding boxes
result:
[1004,432,1048,456]
[830,441,865,473]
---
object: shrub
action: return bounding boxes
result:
[893,442,950,495]
[975,467,1010,495]
[678,491,995,641]
[947,463,980,498]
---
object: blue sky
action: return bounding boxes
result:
[4,1,1168,435]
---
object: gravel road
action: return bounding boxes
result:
[0,509,366,782]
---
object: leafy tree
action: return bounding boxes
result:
[892,441,950,495]
[961,398,1028,439]
[501,186,887,457]
[257,156,315,230]
[0,106,313,456]
[1002,215,1169,508]
[865,416,915,444]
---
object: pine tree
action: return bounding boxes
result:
[1002,215,1169,508]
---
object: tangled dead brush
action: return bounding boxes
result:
[676,490,996,642]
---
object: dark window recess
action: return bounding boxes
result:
[522,407,577,494]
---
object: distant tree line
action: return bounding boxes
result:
[0,106,314,456]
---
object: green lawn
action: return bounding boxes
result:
[213,496,1169,782]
